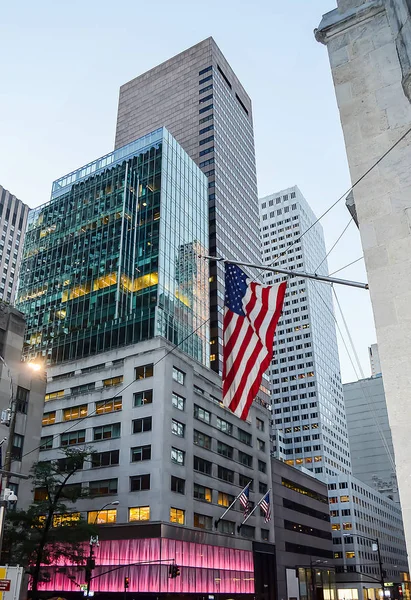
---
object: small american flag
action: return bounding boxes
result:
[260,491,271,523]
[239,483,250,517]
[223,263,286,421]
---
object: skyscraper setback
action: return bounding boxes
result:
[115,37,260,373]
[259,186,351,476]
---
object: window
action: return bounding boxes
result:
[172,367,185,385]
[194,456,212,475]
[130,474,150,492]
[259,481,268,494]
[261,529,269,541]
[239,474,253,489]
[171,476,185,494]
[96,398,122,414]
[199,65,212,75]
[40,435,53,451]
[170,507,185,524]
[340,495,350,502]
[89,479,118,496]
[258,460,267,474]
[238,428,252,446]
[218,491,235,507]
[240,525,255,539]
[194,513,213,530]
[172,392,185,411]
[257,439,266,452]
[282,478,328,504]
[238,451,253,467]
[42,411,56,426]
[103,376,123,387]
[133,416,152,433]
[91,450,119,468]
[131,445,151,462]
[216,417,233,435]
[217,441,233,459]
[132,389,153,407]
[256,418,264,431]
[93,423,121,441]
[88,509,116,525]
[194,404,210,424]
[172,419,185,438]
[11,434,24,461]
[194,484,212,502]
[135,364,153,380]
[16,386,29,413]
[63,405,87,421]
[61,430,86,446]
[218,520,235,535]
[71,382,95,395]
[194,430,212,450]
[346,551,355,559]
[129,506,150,521]
[45,390,64,402]
[218,466,234,483]
[171,447,185,465]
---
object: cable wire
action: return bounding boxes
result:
[315,218,353,273]
[328,257,364,277]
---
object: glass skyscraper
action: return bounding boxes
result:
[17,128,209,366]
[259,186,351,477]
[115,37,260,374]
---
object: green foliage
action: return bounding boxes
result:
[2,447,96,594]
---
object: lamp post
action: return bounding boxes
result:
[86,501,120,597]
[343,533,385,595]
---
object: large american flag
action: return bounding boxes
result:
[239,483,250,517]
[222,263,286,421]
[260,491,271,523]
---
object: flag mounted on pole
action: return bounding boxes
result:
[260,491,271,523]
[222,263,286,421]
[239,482,251,518]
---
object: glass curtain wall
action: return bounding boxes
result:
[18,128,209,366]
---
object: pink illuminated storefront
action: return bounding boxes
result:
[33,524,276,600]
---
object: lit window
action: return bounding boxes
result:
[346,551,355,559]
[343,522,352,530]
[88,509,117,525]
[63,405,88,421]
[340,495,350,503]
[61,430,85,446]
[193,484,212,502]
[96,398,122,414]
[332,524,341,530]
[218,492,234,507]
[135,364,154,380]
[134,390,153,407]
[45,390,64,402]
[170,507,185,524]
[42,411,56,426]
[103,376,123,387]
[129,506,150,522]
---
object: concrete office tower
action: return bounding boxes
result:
[327,474,408,598]
[369,343,381,377]
[115,37,260,374]
[0,186,29,305]
[316,0,411,554]
[344,375,397,499]
[272,459,335,600]
[261,186,351,476]
[0,303,46,507]
[17,129,209,367]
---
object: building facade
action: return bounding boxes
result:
[369,343,381,377]
[0,186,29,305]
[115,37,261,374]
[17,128,209,367]
[344,374,397,499]
[272,459,335,600]
[260,186,351,477]
[316,0,411,553]
[327,473,408,599]
[34,337,275,599]
[0,303,46,508]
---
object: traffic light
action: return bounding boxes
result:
[168,564,181,578]
[124,577,130,589]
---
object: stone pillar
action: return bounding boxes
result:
[316,1,411,557]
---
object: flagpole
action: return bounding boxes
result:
[214,482,250,529]
[237,489,271,533]
[201,256,368,290]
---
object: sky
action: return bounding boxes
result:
[0,0,377,382]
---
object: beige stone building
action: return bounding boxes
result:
[316,0,411,557]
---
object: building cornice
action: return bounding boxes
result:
[315,0,385,44]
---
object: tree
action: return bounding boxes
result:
[3,447,97,600]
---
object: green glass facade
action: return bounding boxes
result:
[17,128,209,365]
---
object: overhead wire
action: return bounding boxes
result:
[315,218,353,273]
[329,257,364,277]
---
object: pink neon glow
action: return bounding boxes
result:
[37,538,254,593]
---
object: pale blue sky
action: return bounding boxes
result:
[0,0,376,381]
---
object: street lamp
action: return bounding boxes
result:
[343,533,385,594]
[86,501,120,597]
